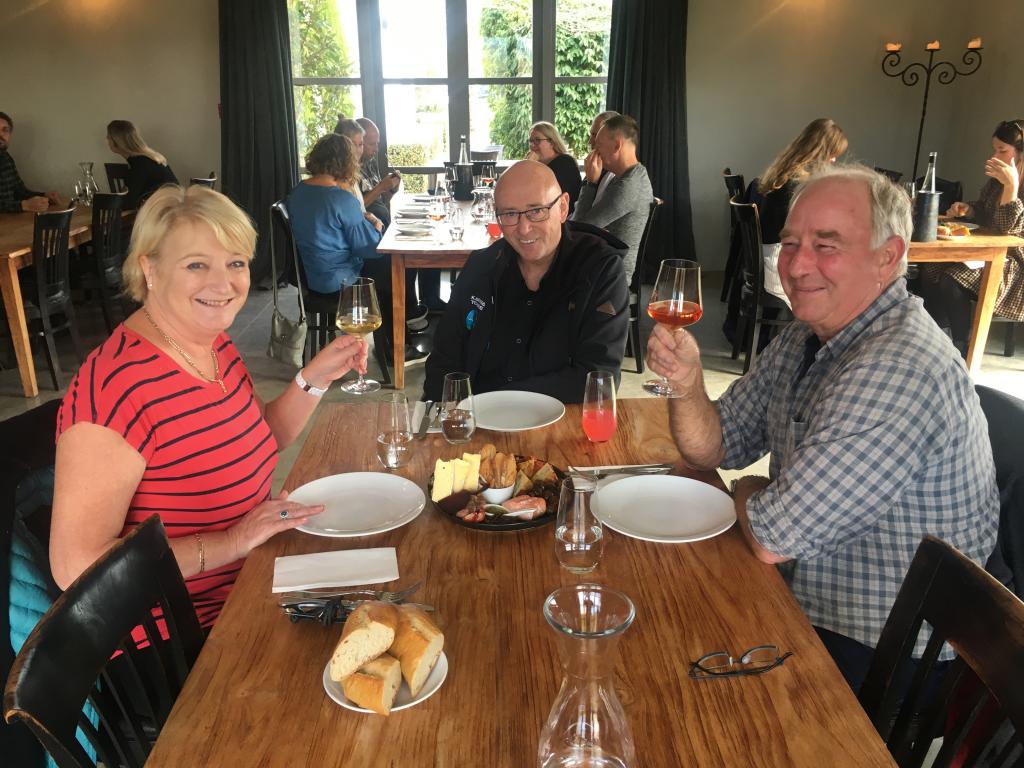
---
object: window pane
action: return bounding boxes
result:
[468,0,532,78]
[380,0,447,78]
[288,0,360,78]
[470,83,531,161]
[294,85,363,165]
[384,85,449,167]
[555,82,606,159]
[555,0,612,77]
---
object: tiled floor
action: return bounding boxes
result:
[3,272,1022,491]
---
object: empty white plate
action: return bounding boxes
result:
[323,652,448,713]
[593,475,736,543]
[467,391,565,432]
[288,473,425,538]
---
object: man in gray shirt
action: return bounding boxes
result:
[574,114,653,279]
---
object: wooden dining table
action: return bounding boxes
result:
[146,397,895,767]
[0,206,97,397]
[380,194,492,390]
[907,230,1024,375]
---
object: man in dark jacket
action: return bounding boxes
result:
[423,160,629,403]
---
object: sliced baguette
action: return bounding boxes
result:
[329,601,399,682]
[341,653,402,715]
[389,605,444,696]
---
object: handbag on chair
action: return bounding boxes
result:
[267,212,307,369]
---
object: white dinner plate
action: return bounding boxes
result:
[395,224,433,236]
[593,475,736,544]
[323,652,448,713]
[411,399,441,434]
[397,208,428,219]
[288,473,425,538]
[465,391,565,432]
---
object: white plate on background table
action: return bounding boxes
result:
[593,475,735,544]
[465,391,565,432]
[395,224,433,237]
[411,399,442,435]
[288,473,425,538]
[397,209,428,219]
[322,653,448,713]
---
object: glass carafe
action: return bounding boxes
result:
[471,188,494,222]
[538,584,637,768]
[78,162,99,205]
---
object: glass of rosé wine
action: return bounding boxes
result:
[582,371,617,442]
[643,259,702,397]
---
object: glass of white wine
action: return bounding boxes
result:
[336,277,383,394]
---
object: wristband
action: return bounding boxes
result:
[295,369,328,397]
[195,534,206,573]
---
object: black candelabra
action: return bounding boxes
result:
[881,40,983,182]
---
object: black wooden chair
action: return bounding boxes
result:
[104,163,129,194]
[188,172,217,189]
[858,536,1024,768]
[729,197,791,373]
[24,208,85,389]
[992,317,1020,357]
[4,515,205,768]
[269,201,392,384]
[624,198,663,373]
[720,169,746,302]
[87,193,128,333]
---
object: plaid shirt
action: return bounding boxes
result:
[0,150,40,213]
[718,279,999,656]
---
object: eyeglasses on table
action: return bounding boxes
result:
[688,644,793,680]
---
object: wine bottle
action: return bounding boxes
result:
[458,135,469,165]
[921,152,937,194]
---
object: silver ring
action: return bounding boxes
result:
[280,509,288,519]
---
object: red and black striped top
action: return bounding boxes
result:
[57,325,279,628]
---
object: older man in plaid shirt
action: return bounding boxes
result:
[0,111,59,214]
[648,164,999,691]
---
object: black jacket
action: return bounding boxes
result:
[423,225,629,404]
[124,154,178,210]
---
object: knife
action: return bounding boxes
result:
[416,401,435,439]
[568,463,673,478]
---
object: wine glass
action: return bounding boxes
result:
[428,197,446,243]
[554,476,603,573]
[643,259,703,397]
[335,277,383,394]
[439,372,475,444]
[582,371,617,443]
[376,393,413,469]
[448,207,465,241]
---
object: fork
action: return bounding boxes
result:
[277,580,423,603]
[568,464,673,479]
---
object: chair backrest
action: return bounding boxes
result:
[729,197,766,298]
[270,200,308,291]
[31,208,75,305]
[188,172,217,189]
[976,385,1024,598]
[4,515,204,768]
[629,197,663,292]
[723,169,745,201]
[104,163,130,194]
[875,167,904,183]
[858,536,1024,768]
[89,193,125,278]
[470,148,501,162]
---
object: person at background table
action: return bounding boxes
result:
[423,160,628,404]
[106,119,178,210]
[356,117,401,227]
[920,119,1024,357]
[333,117,367,208]
[0,111,61,213]
[647,164,998,691]
[571,110,619,219]
[573,114,654,282]
[50,185,368,627]
[525,121,582,212]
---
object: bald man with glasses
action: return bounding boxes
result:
[422,160,629,403]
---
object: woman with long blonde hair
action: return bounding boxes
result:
[525,120,582,210]
[106,119,178,209]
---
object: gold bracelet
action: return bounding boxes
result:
[195,533,206,573]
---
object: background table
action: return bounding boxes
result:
[379,195,494,390]
[146,398,895,767]
[908,231,1024,375]
[0,206,96,397]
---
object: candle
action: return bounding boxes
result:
[926,40,940,50]
[967,37,982,49]
[885,42,902,52]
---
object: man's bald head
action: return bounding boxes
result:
[493,160,568,271]
[356,117,380,158]
[494,160,561,207]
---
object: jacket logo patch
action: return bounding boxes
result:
[595,301,616,315]
[465,308,477,330]
[470,295,486,311]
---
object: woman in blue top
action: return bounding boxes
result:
[286,133,382,294]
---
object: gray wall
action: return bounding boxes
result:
[687,0,1023,269]
[0,0,220,197]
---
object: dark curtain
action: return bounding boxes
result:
[219,0,299,286]
[607,0,696,280]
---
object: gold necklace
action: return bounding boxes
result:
[142,307,226,393]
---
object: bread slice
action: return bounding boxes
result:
[341,653,402,715]
[329,601,398,682]
[389,605,444,697]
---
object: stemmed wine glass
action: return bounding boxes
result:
[428,197,446,244]
[643,259,703,397]
[335,277,383,394]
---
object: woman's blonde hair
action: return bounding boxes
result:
[122,185,256,302]
[760,118,848,191]
[106,120,168,166]
[529,121,569,157]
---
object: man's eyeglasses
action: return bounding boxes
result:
[688,645,793,680]
[495,196,563,227]
[527,137,552,145]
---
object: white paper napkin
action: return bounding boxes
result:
[272,547,399,593]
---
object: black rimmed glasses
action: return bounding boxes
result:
[688,645,793,680]
[528,136,552,145]
[495,196,563,227]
